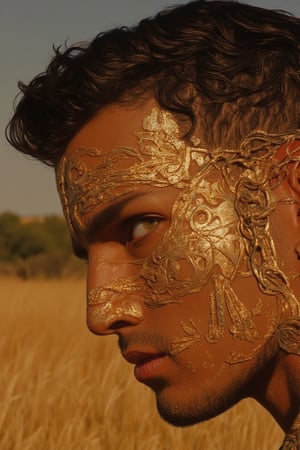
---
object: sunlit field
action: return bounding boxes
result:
[1,278,284,449]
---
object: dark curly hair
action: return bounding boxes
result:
[6,0,300,167]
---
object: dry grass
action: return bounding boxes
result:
[1,278,284,449]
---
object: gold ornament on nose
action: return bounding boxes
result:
[56,108,300,360]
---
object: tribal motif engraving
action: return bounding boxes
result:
[170,320,202,355]
[56,107,300,359]
[280,411,300,449]
[278,317,300,355]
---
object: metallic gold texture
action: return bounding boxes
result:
[56,107,300,357]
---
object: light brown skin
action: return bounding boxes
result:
[56,99,300,433]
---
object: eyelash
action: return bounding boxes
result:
[74,214,164,260]
[125,215,163,245]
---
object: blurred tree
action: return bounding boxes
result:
[0,212,22,261]
[0,213,84,278]
[14,222,53,259]
[43,215,72,252]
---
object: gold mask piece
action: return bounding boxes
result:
[56,107,300,358]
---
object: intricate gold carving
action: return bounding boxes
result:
[226,310,279,364]
[140,172,244,312]
[88,284,144,326]
[277,317,300,355]
[280,410,300,449]
[170,320,202,355]
[56,107,300,361]
[206,274,259,344]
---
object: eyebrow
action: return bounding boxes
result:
[72,192,146,258]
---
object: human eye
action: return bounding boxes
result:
[126,216,163,245]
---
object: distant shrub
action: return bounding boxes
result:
[0,212,22,262]
[0,213,85,279]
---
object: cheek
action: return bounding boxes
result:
[150,275,281,368]
[140,184,244,308]
[139,173,282,362]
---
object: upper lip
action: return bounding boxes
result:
[122,350,166,365]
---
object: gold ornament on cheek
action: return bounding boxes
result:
[56,108,300,361]
[170,320,202,355]
[140,173,244,304]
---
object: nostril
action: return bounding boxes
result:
[87,313,143,335]
[109,320,136,330]
[86,296,144,335]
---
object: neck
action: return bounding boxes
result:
[251,350,300,433]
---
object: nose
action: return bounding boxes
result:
[86,241,144,335]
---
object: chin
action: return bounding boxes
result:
[156,403,210,427]
[154,384,242,427]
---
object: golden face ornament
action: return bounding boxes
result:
[56,106,300,364]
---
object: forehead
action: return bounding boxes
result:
[58,100,207,236]
[58,99,213,215]
[65,100,157,157]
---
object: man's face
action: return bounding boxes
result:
[56,101,295,425]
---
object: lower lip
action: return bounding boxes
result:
[134,355,167,382]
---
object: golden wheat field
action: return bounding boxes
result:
[1,278,284,450]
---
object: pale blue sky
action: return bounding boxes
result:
[1,0,299,216]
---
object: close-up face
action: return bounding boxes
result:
[56,99,300,426]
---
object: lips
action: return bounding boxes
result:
[123,350,164,365]
[122,350,168,383]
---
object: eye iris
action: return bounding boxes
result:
[132,218,159,240]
